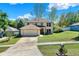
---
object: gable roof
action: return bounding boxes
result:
[20,24,40,30]
[6,26,19,31]
[28,18,49,23]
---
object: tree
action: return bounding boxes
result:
[16,18,25,29]
[59,13,69,27]
[59,11,79,27]
[8,20,17,28]
[21,18,28,25]
[0,10,8,31]
[33,3,45,18]
[75,10,79,22]
[49,7,57,33]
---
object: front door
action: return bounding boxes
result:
[40,29,44,34]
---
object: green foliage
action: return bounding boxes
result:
[38,44,79,56]
[59,13,68,27]
[16,18,28,29]
[57,44,67,56]
[0,37,20,45]
[8,20,17,28]
[59,10,79,27]
[16,18,25,29]
[0,10,8,31]
[5,31,13,40]
[53,24,62,33]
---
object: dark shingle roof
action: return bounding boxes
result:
[6,26,19,31]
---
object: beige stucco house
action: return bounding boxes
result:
[20,18,53,36]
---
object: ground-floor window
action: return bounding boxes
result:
[47,29,51,34]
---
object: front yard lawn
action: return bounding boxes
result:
[38,43,79,56]
[0,47,9,53]
[0,37,20,54]
[0,37,20,45]
[38,31,79,42]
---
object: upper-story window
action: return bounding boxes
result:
[35,23,37,25]
[41,23,43,26]
[49,23,51,26]
[47,23,51,27]
[35,23,43,26]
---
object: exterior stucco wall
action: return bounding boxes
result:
[21,29,40,36]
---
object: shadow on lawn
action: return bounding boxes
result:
[72,36,79,41]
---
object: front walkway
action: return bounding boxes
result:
[0,37,42,56]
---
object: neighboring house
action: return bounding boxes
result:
[70,23,79,31]
[62,27,70,31]
[20,18,53,36]
[62,23,79,31]
[6,26,19,36]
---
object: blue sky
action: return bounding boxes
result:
[0,3,79,20]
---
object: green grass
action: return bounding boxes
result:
[0,47,9,53]
[38,44,79,56]
[0,37,20,53]
[38,31,79,42]
[0,37,20,45]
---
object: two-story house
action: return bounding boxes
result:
[20,18,53,36]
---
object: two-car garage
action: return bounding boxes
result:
[20,24,40,36]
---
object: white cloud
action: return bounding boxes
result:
[17,13,35,19]
[9,18,15,20]
[47,3,79,11]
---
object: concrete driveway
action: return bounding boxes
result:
[0,37,42,56]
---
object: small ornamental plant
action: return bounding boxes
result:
[56,44,67,56]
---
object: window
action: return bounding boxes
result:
[47,23,51,26]
[47,23,49,26]
[27,23,29,25]
[47,29,51,34]
[41,23,43,26]
[49,23,51,26]
[35,23,37,25]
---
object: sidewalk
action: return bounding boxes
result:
[38,41,79,45]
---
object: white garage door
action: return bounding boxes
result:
[21,30,39,36]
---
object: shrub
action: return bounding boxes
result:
[53,24,63,33]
